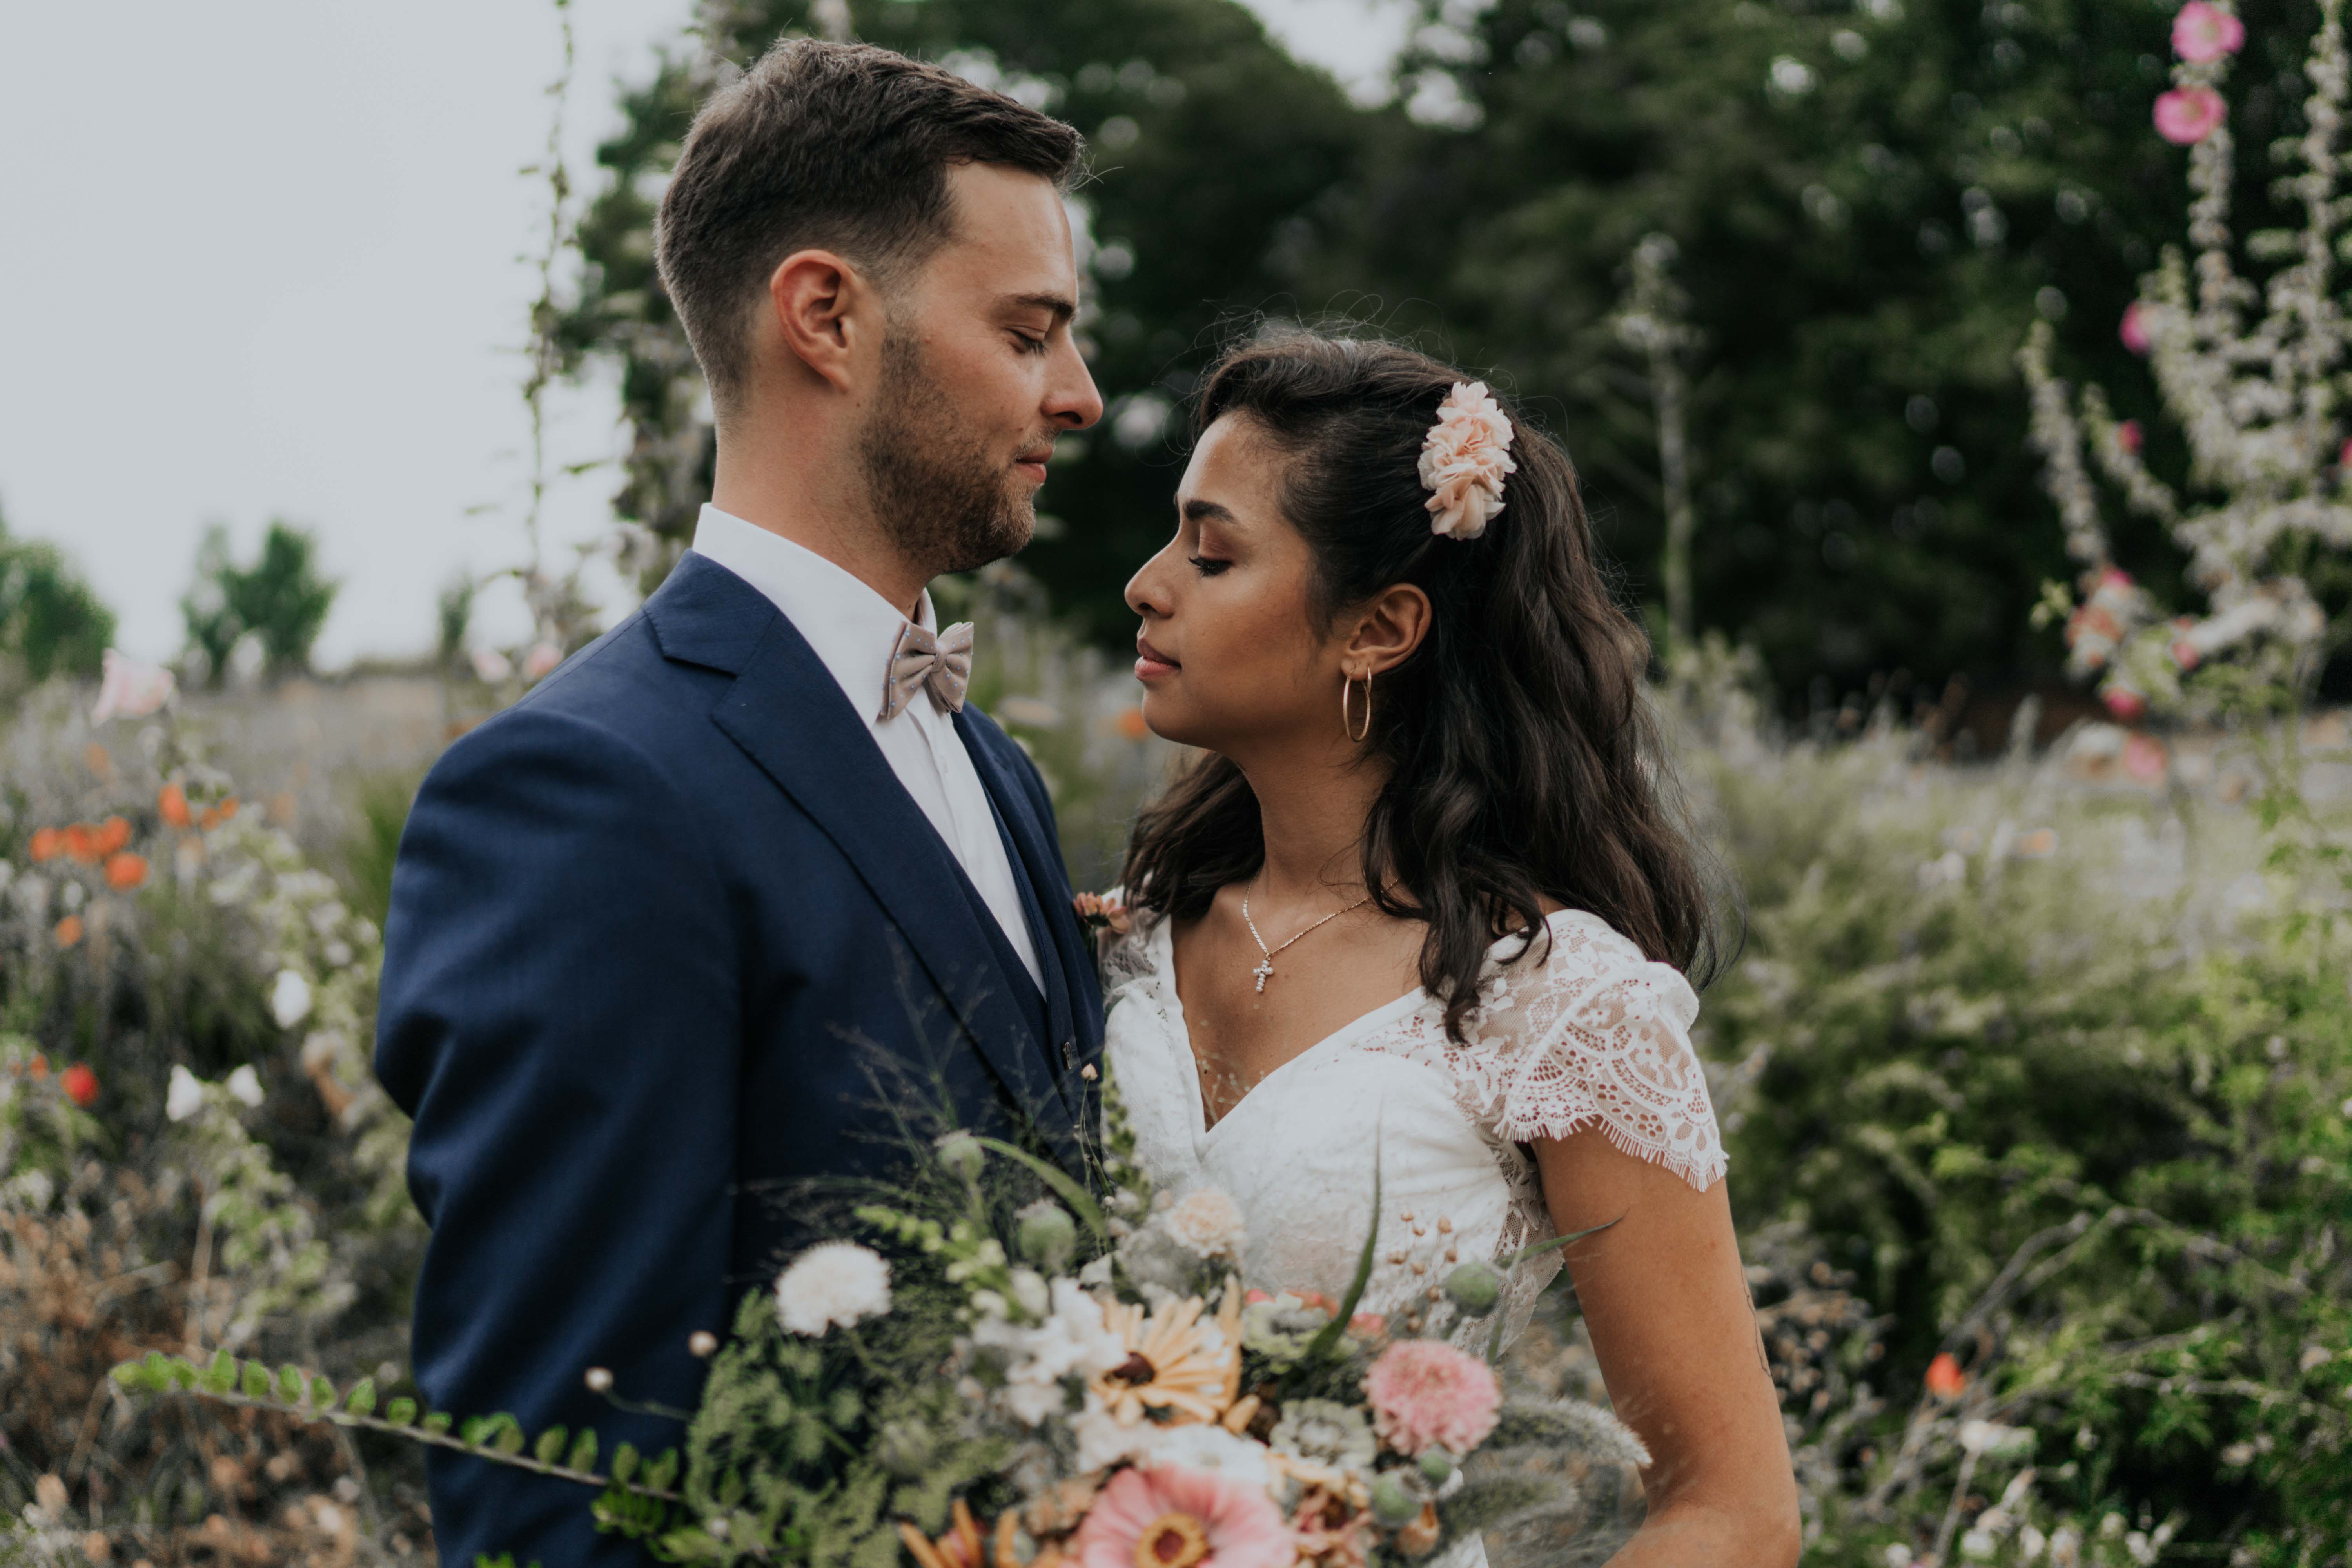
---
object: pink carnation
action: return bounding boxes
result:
[1069,1465,1292,1568]
[2172,2,2245,64]
[2116,419,2144,455]
[2102,683,2149,722]
[2154,85,2227,146]
[1362,1339,1501,1458]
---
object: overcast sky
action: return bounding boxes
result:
[0,0,1413,666]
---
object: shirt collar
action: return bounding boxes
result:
[687,503,937,720]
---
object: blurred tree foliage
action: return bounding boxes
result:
[560,0,2328,695]
[180,521,340,685]
[0,504,114,681]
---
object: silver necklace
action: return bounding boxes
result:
[1241,880,1370,993]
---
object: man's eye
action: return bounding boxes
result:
[1013,332,1049,355]
[1187,555,1230,577]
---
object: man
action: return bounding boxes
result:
[376,40,1106,1564]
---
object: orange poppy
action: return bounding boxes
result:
[62,824,101,863]
[27,1053,47,1078]
[218,796,240,821]
[54,915,84,949]
[198,806,219,830]
[1113,706,1151,741]
[1925,1352,1967,1399]
[105,852,148,891]
[159,784,191,829]
[28,828,61,862]
[95,816,132,856]
[61,1065,98,1107]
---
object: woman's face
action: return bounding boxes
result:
[1123,414,1347,754]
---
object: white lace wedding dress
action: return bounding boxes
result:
[1101,905,1727,1562]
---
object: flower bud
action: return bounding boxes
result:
[687,1331,719,1358]
[1009,1268,1051,1320]
[876,1419,936,1477]
[936,1131,986,1183]
[1417,1450,1455,1488]
[584,1367,613,1394]
[1016,1201,1078,1272]
[1443,1260,1503,1317]
[1370,1474,1421,1527]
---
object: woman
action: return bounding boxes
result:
[1102,328,1798,1564]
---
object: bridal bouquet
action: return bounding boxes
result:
[112,1077,1642,1566]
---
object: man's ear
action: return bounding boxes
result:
[765,249,879,394]
[1345,583,1434,678]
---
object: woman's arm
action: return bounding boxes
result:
[1532,1131,1800,1567]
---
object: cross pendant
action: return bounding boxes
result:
[1252,959,1274,993]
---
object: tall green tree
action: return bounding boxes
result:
[0,503,115,681]
[1316,0,2329,698]
[180,521,339,684]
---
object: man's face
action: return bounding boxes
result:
[858,163,1104,577]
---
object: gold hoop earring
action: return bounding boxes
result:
[1341,671,1374,743]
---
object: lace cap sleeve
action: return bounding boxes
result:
[1479,913,1726,1192]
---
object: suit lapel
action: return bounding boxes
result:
[956,712,1091,1069]
[654,561,1071,1153]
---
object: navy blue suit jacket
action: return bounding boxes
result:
[376,554,1104,1566]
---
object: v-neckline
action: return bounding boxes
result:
[1154,916,1430,1139]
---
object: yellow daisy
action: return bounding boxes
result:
[1089,1284,1243,1425]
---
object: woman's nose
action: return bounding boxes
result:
[1125,547,1175,619]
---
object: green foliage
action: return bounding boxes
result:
[180,519,339,684]
[1677,683,2352,1560]
[0,505,114,682]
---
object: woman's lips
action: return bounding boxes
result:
[1135,637,1180,681]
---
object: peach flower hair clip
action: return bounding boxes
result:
[1417,380,1517,540]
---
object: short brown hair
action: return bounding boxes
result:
[656,39,1084,407]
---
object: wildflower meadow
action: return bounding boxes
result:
[7,0,2352,1564]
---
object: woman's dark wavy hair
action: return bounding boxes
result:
[1122,326,1731,1042]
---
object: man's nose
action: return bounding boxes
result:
[1048,340,1105,430]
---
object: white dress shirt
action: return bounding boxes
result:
[688,503,1044,993]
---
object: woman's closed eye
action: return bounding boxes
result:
[1187,555,1230,577]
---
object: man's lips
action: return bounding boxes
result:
[1014,446,1054,483]
[1135,636,1180,680]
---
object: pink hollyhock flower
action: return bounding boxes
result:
[1362,1339,1501,1458]
[2339,438,2352,470]
[90,650,176,725]
[2122,733,2169,782]
[2116,419,2144,455]
[2102,684,2149,722]
[2172,2,2245,63]
[2154,85,2227,145]
[2120,302,2151,355]
[1069,1464,1292,1568]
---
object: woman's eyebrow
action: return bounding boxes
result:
[1182,498,1240,526]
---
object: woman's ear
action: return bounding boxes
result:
[1344,583,1433,677]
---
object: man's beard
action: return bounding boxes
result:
[856,328,1036,577]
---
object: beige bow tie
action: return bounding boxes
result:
[880,620,975,720]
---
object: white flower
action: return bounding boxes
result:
[470,647,514,684]
[1143,1423,1274,1487]
[1961,1528,1997,1561]
[225,1064,264,1107]
[1072,1391,1166,1472]
[1417,381,1517,541]
[91,650,176,725]
[2018,1526,2047,1561]
[270,969,313,1029]
[1160,1186,1247,1259]
[166,1064,205,1122]
[970,1278,1130,1426]
[774,1241,892,1336]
